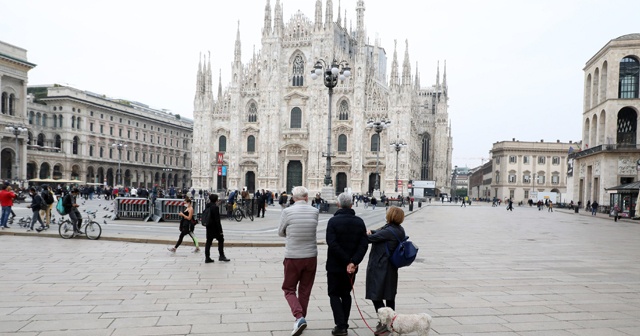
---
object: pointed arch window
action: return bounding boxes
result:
[338,134,347,152]
[338,100,349,120]
[371,134,380,152]
[248,102,258,122]
[619,56,639,99]
[247,135,256,153]
[292,55,304,86]
[290,107,302,128]
[219,135,227,152]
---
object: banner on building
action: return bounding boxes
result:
[217,166,222,176]
[222,166,227,176]
[217,152,224,164]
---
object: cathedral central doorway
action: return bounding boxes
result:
[286,161,303,194]
[368,173,379,194]
[336,172,347,195]
[245,171,256,193]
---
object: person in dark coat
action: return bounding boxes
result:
[366,206,406,335]
[325,193,369,335]
[257,189,267,218]
[204,194,230,263]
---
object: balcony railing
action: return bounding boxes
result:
[568,143,640,160]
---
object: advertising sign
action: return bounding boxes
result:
[222,166,227,176]
[217,152,224,164]
[217,166,222,176]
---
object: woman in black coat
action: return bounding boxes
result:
[365,206,406,334]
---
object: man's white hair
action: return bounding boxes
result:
[337,193,352,209]
[291,186,309,201]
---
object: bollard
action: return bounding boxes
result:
[418,201,422,208]
[409,202,414,211]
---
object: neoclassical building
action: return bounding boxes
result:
[1,40,36,182]
[569,33,640,207]
[23,85,193,188]
[191,0,453,195]
[490,139,575,203]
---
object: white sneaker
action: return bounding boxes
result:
[193,248,201,253]
[167,247,176,253]
[292,317,307,336]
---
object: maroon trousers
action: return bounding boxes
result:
[282,257,317,319]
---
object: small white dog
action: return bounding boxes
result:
[377,307,432,336]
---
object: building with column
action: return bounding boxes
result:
[569,33,640,212]
[24,85,193,189]
[468,161,493,201]
[490,139,576,203]
[0,40,36,182]
[191,0,453,196]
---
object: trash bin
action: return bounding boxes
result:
[418,201,422,208]
[409,202,413,211]
[574,207,579,213]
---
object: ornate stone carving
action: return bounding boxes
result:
[619,157,636,175]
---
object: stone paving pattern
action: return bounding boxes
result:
[1,204,639,335]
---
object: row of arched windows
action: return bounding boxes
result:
[217,132,380,154]
[29,111,65,128]
[584,107,637,147]
[1,92,16,115]
[585,56,639,109]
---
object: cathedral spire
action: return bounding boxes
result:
[234,21,241,64]
[415,61,420,90]
[263,0,272,36]
[315,0,323,31]
[389,40,399,88]
[436,61,441,90]
[356,0,365,47]
[402,39,411,86]
[443,60,448,90]
[344,9,347,29]
[274,0,283,35]
[217,69,222,100]
[325,0,333,29]
[336,0,341,27]
[196,53,203,95]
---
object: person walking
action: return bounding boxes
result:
[167,197,200,253]
[325,193,368,336]
[203,194,230,263]
[612,204,620,222]
[548,200,553,212]
[370,196,378,210]
[63,188,83,235]
[27,187,46,232]
[366,206,407,336]
[591,201,599,216]
[278,186,319,336]
[257,189,267,218]
[461,196,467,207]
[0,185,16,229]
[279,191,288,209]
[40,185,55,230]
[507,198,513,211]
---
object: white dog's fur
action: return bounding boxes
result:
[377,307,432,336]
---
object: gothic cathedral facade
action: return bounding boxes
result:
[191,0,453,196]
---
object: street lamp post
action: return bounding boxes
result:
[5,125,27,183]
[310,58,351,191]
[367,118,391,193]
[390,139,407,193]
[451,165,458,197]
[111,143,127,186]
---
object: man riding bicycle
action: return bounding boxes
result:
[63,188,82,235]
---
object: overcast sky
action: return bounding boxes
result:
[2,0,639,169]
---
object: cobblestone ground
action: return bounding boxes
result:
[1,204,639,335]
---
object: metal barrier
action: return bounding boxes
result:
[151,198,207,223]
[114,197,152,221]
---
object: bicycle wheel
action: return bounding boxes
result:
[247,207,254,221]
[85,221,102,240]
[234,208,243,222]
[58,221,74,239]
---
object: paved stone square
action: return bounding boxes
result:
[1,204,639,335]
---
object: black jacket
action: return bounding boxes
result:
[62,194,75,213]
[30,193,43,212]
[365,223,405,300]
[205,203,223,236]
[326,208,369,273]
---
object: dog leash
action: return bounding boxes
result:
[349,273,388,335]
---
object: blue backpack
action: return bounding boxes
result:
[385,228,419,268]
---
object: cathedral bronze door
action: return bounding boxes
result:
[245,171,256,193]
[286,161,303,194]
[368,173,379,194]
[336,173,347,195]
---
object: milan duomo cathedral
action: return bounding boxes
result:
[191,0,453,197]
